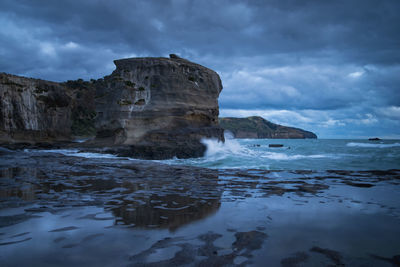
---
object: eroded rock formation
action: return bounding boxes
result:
[0,74,96,145]
[92,55,224,158]
[0,73,73,143]
[0,55,224,158]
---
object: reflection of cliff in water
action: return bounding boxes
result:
[0,151,222,230]
[112,193,221,231]
[107,164,222,230]
[0,167,41,202]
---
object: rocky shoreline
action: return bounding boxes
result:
[0,55,224,159]
[1,149,399,266]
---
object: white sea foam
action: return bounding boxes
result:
[73,138,92,143]
[39,149,120,159]
[15,138,400,170]
[154,139,400,170]
[261,152,328,160]
[346,142,400,148]
[201,138,251,158]
[69,152,120,159]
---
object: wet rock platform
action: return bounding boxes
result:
[1,149,400,266]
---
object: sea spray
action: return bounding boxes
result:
[260,152,328,160]
[161,139,400,170]
[23,139,400,170]
[201,137,252,159]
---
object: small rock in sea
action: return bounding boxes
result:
[368,137,381,141]
[269,144,284,148]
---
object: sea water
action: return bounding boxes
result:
[159,138,400,170]
[34,138,400,170]
[2,139,400,266]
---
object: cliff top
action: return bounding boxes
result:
[113,54,215,73]
[219,116,317,139]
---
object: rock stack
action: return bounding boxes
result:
[0,55,224,159]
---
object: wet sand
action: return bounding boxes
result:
[1,149,400,266]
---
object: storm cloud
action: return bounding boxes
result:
[1,0,399,138]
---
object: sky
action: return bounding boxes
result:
[1,0,399,139]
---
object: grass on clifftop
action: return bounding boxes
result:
[219,116,278,132]
[219,116,317,139]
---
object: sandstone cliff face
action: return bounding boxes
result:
[93,55,224,158]
[0,74,96,145]
[219,116,317,139]
[0,55,224,159]
[0,73,72,143]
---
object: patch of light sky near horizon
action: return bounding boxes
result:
[219,108,400,139]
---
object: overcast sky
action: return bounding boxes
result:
[1,0,399,138]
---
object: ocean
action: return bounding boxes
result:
[32,138,400,171]
[1,138,400,266]
[161,138,400,170]
[165,139,400,170]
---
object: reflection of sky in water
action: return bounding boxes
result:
[2,186,399,266]
[1,181,400,266]
[1,150,400,266]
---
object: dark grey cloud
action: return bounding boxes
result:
[2,0,399,69]
[0,0,399,137]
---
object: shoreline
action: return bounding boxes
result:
[1,149,400,266]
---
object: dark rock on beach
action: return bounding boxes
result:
[219,116,317,139]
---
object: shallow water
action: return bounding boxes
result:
[160,138,400,170]
[1,148,400,266]
[23,138,400,171]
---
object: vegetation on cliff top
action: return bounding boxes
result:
[219,116,317,139]
[64,79,97,137]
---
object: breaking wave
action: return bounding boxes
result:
[33,149,121,159]
[260,152,329,160]
[20,138,400,170]
[346,142,400,148]
[201,138,254,159]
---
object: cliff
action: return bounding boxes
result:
[0,74,96,145]
[0,55,224,158]
[92,55,224,158]
[219,116,317,139]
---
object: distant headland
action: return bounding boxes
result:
[219,116,317,139]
